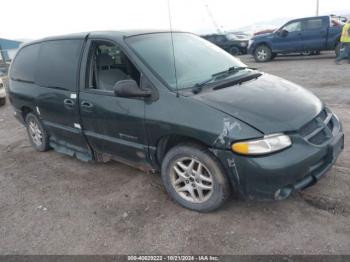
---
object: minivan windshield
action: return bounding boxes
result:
[126,32,246,90]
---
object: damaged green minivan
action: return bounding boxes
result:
[8,31,344,212]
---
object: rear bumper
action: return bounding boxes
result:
[212,131,344,201]
[0,88,6,98]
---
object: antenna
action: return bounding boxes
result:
[316,0,319,16]
[167,0,179,97]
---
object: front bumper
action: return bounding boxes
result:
[212,119,344,201]
[247,42,256,55]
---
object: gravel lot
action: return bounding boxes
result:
[0,52,349,255]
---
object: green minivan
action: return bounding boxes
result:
[8,31,344,212]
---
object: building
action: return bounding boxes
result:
[0,38,22,75]
[0,38,22,63]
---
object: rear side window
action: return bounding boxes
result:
[10,43,40,82]
[304,19,323,30]
[36,40,83,91]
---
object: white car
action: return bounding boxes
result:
[0,78,6,106]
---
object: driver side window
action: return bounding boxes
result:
[87,41,140,91]
[283,21,301,33]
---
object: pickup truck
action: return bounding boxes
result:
[248,16,343,62]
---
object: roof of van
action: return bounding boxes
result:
[21,30,188,47]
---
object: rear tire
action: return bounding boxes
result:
[25,113,50,152]
[229,46,240,56]
[254,45,272,62]
[161,143,231,212]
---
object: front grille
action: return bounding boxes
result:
[309,130,328,145]
[299,108,336,145]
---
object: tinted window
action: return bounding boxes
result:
[304,19,323,30]
[10,43,40,82]
[36,40,83,91]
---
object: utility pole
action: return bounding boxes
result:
[203,0,222,34]
[316,0,319,16]
[0,44,5,66]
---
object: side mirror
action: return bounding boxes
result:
[277,29,289,37]
[113,79,152,98]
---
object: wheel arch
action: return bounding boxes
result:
[21,105,35,122]
[253,41,272,53]
[155,135,209,167]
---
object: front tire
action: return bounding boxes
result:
[254,45,272,62]
[161,144,231,212]
[301,51,312,56]
[25,113,50,152]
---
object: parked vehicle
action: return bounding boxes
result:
[0,78,6,106]
[248,16,343,62]
[201,33,248,55]
[229,32,251,40]
[8,31,344,212]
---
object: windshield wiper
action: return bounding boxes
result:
[192,66,258,94]
[213,72,263,91]
[212,66,256,78]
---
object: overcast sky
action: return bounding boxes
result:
[2,0,349,40]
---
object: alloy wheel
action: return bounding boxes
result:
[257,49,267,61]
[28,119,43,147]
[170,157,214,203]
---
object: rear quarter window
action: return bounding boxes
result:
[35,40,83,91]
[304,19,323,30]
[10,43,40,82]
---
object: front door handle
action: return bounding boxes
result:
[63,99,75,109]
[81,101,94,110]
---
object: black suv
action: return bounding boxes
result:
[8,31,343,212]
[201,33,249,55]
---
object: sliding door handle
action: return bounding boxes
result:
[63,99,75,109]
[81,101,94,110]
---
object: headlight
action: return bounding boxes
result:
[240,42,247,47]
[232,133,291,155]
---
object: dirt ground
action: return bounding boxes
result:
[0,52,349,255]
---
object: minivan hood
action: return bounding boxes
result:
[192,73,322,134]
